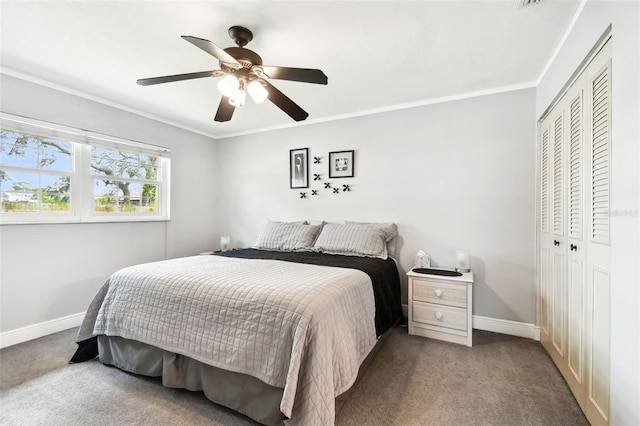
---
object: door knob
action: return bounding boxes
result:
[570,244,577,251]
[554,240,560,246]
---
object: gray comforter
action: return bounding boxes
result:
[76,254,378,425]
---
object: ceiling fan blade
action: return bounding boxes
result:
[261,66,328,85]
[181,36,243,70]
[214,97,235,122]
[137,70,225,86]
[264,81,309,121]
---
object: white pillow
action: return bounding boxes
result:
[345,221,398,257]
[253,220,321,251]
[313,223,388,259]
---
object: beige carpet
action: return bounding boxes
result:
[0,326,587,425]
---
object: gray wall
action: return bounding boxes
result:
[0,74,218,332]
[215,88,537,324]
[536,1,640,424]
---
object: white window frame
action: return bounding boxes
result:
[1,113,171,224]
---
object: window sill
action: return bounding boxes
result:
[0,216,170,225]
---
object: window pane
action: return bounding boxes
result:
[93,179,156,214]
[1,144,39,168]
[91,147,160,182]
[90,147,115,177]
[114,159,143,179]
[93,179,117,212]
[40,144,72,171]
[1,170,39,212]
[142,183,158,212]
[142,165,159,180]
[41,175,70,212]
[1,171,71,213]
[1,130,72,171]
[118,182,141,213]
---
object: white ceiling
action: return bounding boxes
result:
[0,1,581,139]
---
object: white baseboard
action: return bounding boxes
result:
[0,312,85,349]
[473,315,540,341]
[403,304,539,341]
[2,308,541,349]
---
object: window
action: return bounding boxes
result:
[0,113,170,224]
[90,146,161,215]
[1,130,73,215]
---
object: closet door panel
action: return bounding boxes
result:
[539,118,554,350]
[549,108,567,364]
[565,85,587,405]
[539,247,550,336]
[551,250,566,356]
[584,43,611,426]
[587,267,610,424]
[567,257,585,386]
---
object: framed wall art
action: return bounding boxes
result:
[328,150,354,178]
[290,148,309,188]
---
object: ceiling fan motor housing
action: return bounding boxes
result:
[222,47,263,70]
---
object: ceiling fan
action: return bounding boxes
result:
[137,26,328,123]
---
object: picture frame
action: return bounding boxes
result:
[290,148,309,188]
[328,150,354,178]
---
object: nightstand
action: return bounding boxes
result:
[407,268,474,347]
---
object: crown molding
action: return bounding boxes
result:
[218,81,537,139]
[0,67,220,140]
[3,66,536,141]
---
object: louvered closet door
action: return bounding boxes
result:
[564,76,587,408]
[584,41,611,426]
[537,38,611,426]
[539,98,567,369]
[549,107,568,368]
[539,119,552,346]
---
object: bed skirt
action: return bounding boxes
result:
[96,326,395,425]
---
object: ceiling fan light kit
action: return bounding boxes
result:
[229,80,246,108]
[247,80,268,103]
[137,26,328,123]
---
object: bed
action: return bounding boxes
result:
[71,221,402,425]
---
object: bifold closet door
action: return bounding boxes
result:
[584,41,611,426]
[564,75,587,408]
[539,106,568,372]
[538,39,611,426]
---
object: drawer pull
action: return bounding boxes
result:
[434,311,444,321]
[434,289,443,298]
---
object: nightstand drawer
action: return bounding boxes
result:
[412,279,467,308]
[412,301,467,331]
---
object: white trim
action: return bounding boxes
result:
[0,67,219,141]
[473,315,541,341]
[0,311,85,349]
[0,310,542,349]
[403,304,539,340]
[535,0,588,86]
[2,67,535,141]
[219,81,537,139]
